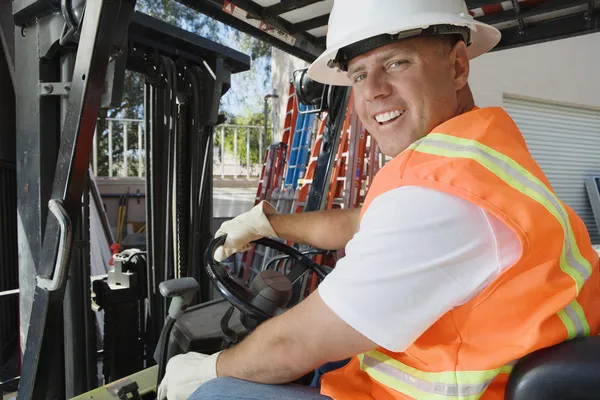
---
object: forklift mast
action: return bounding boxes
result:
[7,0,250,398]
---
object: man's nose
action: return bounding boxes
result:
[362,71,392,102]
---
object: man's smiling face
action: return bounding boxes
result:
[347,36,470,157]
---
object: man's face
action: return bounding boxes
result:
[347,37,467,157]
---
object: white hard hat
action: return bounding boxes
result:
[308,0,501,86]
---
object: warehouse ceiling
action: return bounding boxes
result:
[176,0,600,62]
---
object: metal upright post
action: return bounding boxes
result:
[144,79,161,357]
[14,6,64,399]
[123,121,129,176]
[198,56,229,303]
[0,0,17,389]
[138,122,143,177]
[246,127,250,179]
[259,127,263,166]
[16,1,134,397]
[92,126,98,175]
[234,127,238,179]
[61,50,93,397]
[108,119,114,176]
[221,126,225,179]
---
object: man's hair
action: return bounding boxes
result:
[436,34,463,56]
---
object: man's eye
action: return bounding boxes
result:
[353,73,366,83]
[388,60,407,69]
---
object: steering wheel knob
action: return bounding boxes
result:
[250,270,293,312]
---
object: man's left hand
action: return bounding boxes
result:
[157,351,221,400]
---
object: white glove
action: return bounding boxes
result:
[157,351,221,400]
[214,201,278,262]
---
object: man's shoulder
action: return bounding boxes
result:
[363,186,486,226]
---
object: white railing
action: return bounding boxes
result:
[93,118,145,178]
[93,118,268,180]
[213,124,267,180]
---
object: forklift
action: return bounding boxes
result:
[1,0,600,399]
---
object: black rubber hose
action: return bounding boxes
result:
[175,100,189,278]
[156,316,176,387]
[61,0,78,29]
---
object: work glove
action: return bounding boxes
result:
[157,351,221,400]
[214,200,278,262]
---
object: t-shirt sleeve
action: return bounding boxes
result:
[317,186,513,352]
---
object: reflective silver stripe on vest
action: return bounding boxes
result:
[362,355,495,397]
[564,302,586,337]
[422,137,592,286]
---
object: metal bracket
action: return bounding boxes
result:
[38,81,72,96]
[586,1,595,28]
[511,0,525,34]
[36,199,73,291]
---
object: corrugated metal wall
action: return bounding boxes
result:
[504,96,600,244]
[0,162,18,372]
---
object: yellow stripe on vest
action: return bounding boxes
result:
[358,351,514,400]
[409,134,591,338]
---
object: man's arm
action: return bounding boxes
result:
[216,290,377,384]
[214,187,515,384]
[214,203,360,262]
[268,208,361,251]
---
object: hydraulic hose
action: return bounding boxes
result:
[156,316,176,387]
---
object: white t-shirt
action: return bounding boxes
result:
[318,186,521,352]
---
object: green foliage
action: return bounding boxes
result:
[214,107,273,169]
[106,70,145,119]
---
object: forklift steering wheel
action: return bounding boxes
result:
[204,235,329,323]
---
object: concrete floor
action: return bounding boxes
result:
[213,186,256,218]
[212,178,258,218]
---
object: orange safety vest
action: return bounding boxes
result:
[320,107,600,400]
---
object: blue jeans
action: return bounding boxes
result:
[188,377,332,400]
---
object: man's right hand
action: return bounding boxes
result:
[214,201,278,262]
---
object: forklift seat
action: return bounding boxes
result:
[506,336,600,400]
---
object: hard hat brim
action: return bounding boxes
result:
[307,13,501,86]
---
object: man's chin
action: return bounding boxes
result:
[375,138,416,159]
[378,144,403,159]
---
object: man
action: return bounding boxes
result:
[159,0,600,399]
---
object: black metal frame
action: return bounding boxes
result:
[11,0,252,394]
[498,3,600,50]
[176,0,600,62]
[175,0,323,62]
[0,1,18,391]
[16,1,136,397]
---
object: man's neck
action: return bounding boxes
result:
[456,84,476,115]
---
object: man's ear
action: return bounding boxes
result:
[450,40,470,90]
